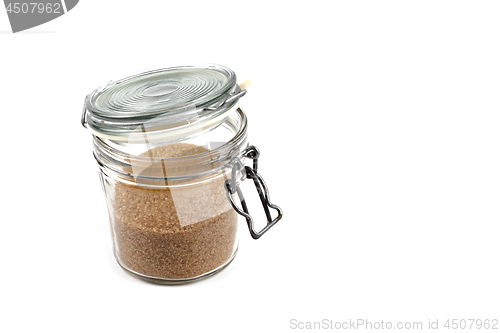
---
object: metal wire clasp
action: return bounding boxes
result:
[224,146,283,239]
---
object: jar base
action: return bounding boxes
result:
[113,248,238,285]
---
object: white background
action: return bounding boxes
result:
[1,1,499,332]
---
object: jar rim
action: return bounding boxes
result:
[93,108,248,182]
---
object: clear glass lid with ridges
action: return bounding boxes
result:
[82,64,246,143]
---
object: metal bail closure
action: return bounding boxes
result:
[224,146,283,239]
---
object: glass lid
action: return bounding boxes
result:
[82,64,245,143]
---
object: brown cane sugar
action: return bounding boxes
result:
[112,143,238,280]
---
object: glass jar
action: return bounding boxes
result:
[81,64,283,284]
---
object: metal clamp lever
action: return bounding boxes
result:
[224,146,283,239]
[201,89,247,112]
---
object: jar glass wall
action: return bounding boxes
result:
[95,108,248,284]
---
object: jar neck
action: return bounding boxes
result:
[92,108,248,183]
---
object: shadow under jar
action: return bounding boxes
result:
[82,65,283,284]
